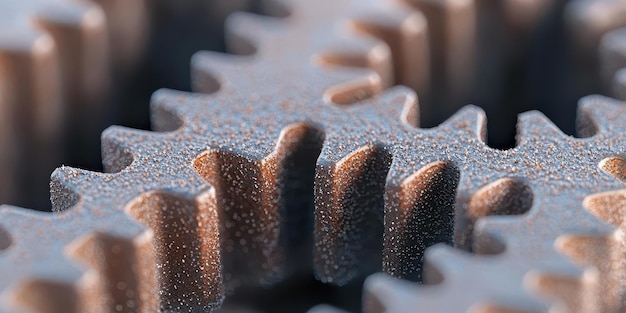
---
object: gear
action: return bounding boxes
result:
[0,0,148,208]
[0,0,625,313]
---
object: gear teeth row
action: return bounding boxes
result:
[600,27,626,98]
[0,0,148,208]
[360,92,626,311]
[0,1,421,308]
[1,0,626,312]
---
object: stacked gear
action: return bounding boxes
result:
[0,0,625,312]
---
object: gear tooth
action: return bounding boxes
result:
[314,144,391,284]
[350,2,425,37]
[439,105,487,142]
[0,25,47,51]
[363,273,425,313]
[194,147,295,285]
[32,1,108,102]
[599,157,626,183]
[565,0,626,53]
[33,1,103,26]
[150,89,191,132]
[225,11,287,55]
[516,110,566,145]
[100,126,152,174]
[323,69,383,106]
[122,191,224,311]
[316,33,393,88]
[0,205,45,228]
[342,85,418,128]
[50,166,87,212]
[576,95,626,137]
[272,122,325,158]
[65,232,144,311]
[377,85,418,106]
[349,4,429,93]
[384,161,459,281]
[404,0,477,103]
[190,50,251,94]
[473,217,515,255]
[307,304,349,313]
[0,26,61,208]
[583,189,626,227]
[0,210,87,313]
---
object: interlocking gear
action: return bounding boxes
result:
[0,0,625,312]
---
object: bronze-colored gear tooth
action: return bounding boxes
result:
[2,0,626,312]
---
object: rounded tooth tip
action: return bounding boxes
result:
[225,11,283,39]
[516,110,564,140]
[363,273,404,298]
[518,110,550,125]
[191,50,250,75]
[101,125,152,147]
[34,1,102,25]
[460,104,487,119]
[0,28,48,51]
[424,243,458,263]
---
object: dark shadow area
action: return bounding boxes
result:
[220,274,365,313]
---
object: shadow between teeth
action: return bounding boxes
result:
[193,122,536,289]
[193,123,325,288]
[19,126,539,312]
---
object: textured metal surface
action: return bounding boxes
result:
[0,0,625,312]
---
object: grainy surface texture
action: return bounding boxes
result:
[0,0,625,313]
